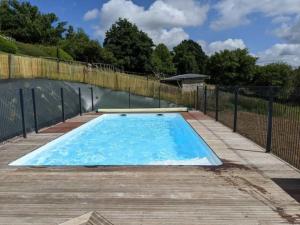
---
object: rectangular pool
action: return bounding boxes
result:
[10,113,222,166]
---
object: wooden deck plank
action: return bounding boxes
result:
[0,112,299,224]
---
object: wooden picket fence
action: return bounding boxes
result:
[0,52,196,107]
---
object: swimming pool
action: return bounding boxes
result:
[10,113,222,166]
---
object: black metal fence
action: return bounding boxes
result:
[198,85,300,169]
[0,86,81,141]
[0,79,183,143]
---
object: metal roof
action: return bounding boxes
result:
[162,74,209,81]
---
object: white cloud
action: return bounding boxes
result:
[257,43,300,67]
[274,18,300,43]
[83,8,100,21]
[208,39,246,54]
[149,28,189,48]
[91,0,209,48]
[198,39,246,55]
[211,0,300,30]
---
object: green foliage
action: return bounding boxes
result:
[16,42,73,60]
[173,40,207,74]
[16,42,48,57]
[207,49,257,85]
[294,67,300,87]
[253,63,294,88]
[104,18,154,73]
[61,27,115,63]
[151,43,176,75]
[0,0,66,44]
[43,47,73,61]
[0,36,17,53]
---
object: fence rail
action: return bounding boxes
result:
[199,85,300,170]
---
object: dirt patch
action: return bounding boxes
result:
[222,175,300,224]
[275,207,300,224]
[204,159,251,175]
[237,176,268,194]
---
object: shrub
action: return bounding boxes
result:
[0,36,17,54]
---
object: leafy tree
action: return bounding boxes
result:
[151,43,176,76]
[207,49,257,85]
[103,18,154,73]
[173,40,207,74]
[294,67,300,88]
[0,0,66,44]
[60,27,116,63]
[253,63,294,88]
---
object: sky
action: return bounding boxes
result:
[27,0,300,67]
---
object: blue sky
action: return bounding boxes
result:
[27,0,300,66]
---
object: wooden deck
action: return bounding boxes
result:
[0,112,300,224]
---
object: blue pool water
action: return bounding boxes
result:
[10,113,222,166]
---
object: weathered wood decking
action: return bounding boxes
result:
[0,111,300,224]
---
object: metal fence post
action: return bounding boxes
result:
[233,86,239,132]
[215,86,219,121]
[158,85,161,108]
[90,87,94,111]
[78,87,82,116]
[194,90,197,110]
[128,87,131,108]
[19,89,26,138]
[196,86,199,110]
[60,88,65,122]
[204,85,207,114]
[31,88,38,133]
[266,86,274,153]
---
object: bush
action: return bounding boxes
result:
[0,36,17,54]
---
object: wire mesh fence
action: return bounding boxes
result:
[0,79,195,143]
[218,86,235,129]
[271,87,300,169]
[237,87,269,149]
[198,85,300,170]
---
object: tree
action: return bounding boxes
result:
[173,40,207,74]
[103,18,154,73]
[151,43,176,76]
[294,67,300,88]
[207,49,257,85]
[253,63,294,89]
[0,0,66,44]
[60,27,116,63]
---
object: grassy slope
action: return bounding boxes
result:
[15,42,73,60]
[0,36,73,60]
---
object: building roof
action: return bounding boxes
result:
[161,74,209,81]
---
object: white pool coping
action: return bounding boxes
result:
[97,107,188,113]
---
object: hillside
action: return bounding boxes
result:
[0,35,73,61]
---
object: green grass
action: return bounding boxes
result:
[0,36,17,54]
[0,35,73,60]
[16,42,73,61]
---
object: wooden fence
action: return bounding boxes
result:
[0,53,196,107]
